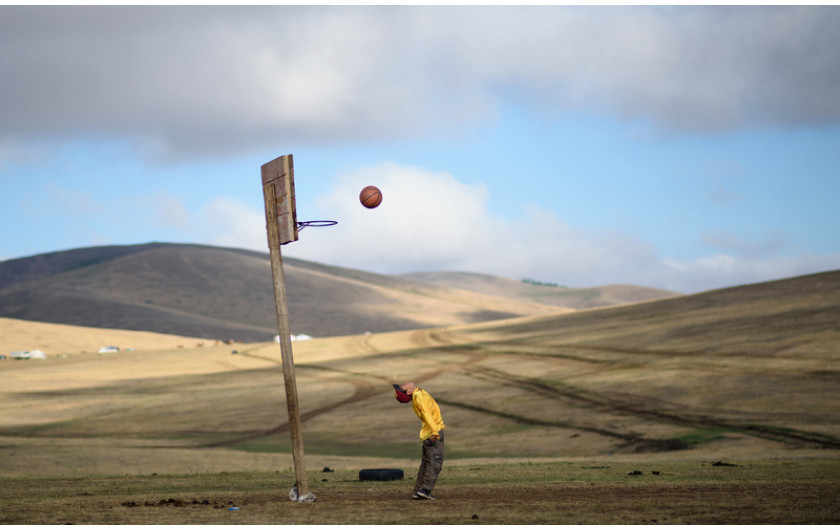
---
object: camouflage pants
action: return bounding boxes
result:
[414,430,444,493]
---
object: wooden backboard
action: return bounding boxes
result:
[261,154,299,246]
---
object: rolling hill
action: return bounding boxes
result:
[402,270,678,309]
[1,267,838,480]
[0,243,676,342]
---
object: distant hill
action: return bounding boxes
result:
[461,268,840,358]
[3,265,838,478]
[401,271,679,309]
[0,243,676,342]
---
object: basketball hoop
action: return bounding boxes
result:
[297,220,337,231]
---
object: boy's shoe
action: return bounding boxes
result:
[416,489,436,500]
[412,492,421,500]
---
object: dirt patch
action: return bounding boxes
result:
[96,481,840,525]
[122,498,239,509]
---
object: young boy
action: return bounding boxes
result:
[394,382,446,500]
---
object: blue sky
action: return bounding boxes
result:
[2,5,839,293]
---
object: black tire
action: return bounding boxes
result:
[359,468,404,481]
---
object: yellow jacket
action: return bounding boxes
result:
[411,388,445,440]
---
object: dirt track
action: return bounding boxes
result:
[212,329,487,447]
[233,327,840,452]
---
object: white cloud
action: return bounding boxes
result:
[199,196,268,251]
[275,163,639,287]
[279,162,840,293]
[285,162,502,271]
[661,252,840,293]
[1,6,838,159]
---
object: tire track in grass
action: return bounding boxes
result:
[434,398,647,444]
[411,330,684,449]
[469,338,834,364]
[203,329,486,447]
[458,363,840,449]
[212,333,840,450]
[439,329,840,448]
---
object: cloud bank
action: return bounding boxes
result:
[2,6,839,159]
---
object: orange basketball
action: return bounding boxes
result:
[359,185,382,209]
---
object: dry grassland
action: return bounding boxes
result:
[2,308,838,477]
[1,272,838,523]
[0,317,212,356]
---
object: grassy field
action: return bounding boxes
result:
[1,270,839,523]
[2,460,839,524]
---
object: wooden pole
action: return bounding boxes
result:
[262,158,312,502]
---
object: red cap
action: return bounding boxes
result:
[393,384,412,403]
